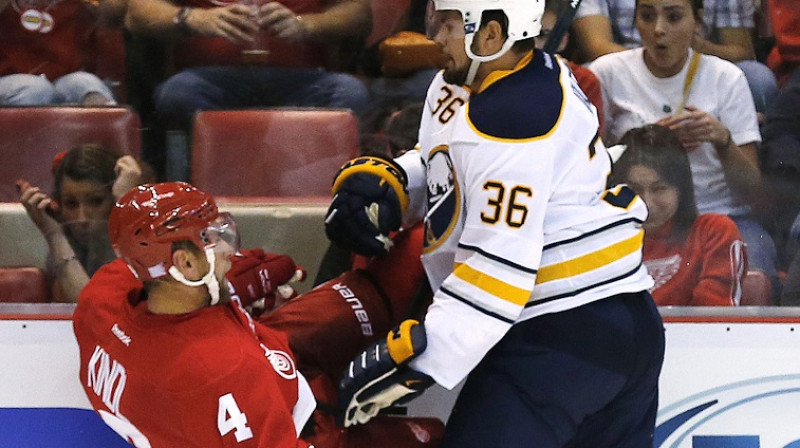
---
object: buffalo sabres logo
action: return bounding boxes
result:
[424,146,459,251]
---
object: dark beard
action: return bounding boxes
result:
[442,64,470,86]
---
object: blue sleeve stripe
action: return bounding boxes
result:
[526,263,644,307]
[543,217,643,250]
[457,243,538,274]
[440,286,516,324]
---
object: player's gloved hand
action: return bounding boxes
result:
[338,320,434,427]
[325,156,409,257]
[226,249,298,309]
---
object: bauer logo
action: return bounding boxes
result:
[654,374,800,448]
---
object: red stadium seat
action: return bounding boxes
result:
[191,109,360,197]
[0,106,142,202]
[366,0,413,47]
[741,270,774,306]
[0,267,50,303]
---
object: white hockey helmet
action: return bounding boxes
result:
[432,0,544,62]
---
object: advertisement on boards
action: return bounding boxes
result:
[1,314,800,447]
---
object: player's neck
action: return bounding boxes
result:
[146,281,210,314]
[471,50,527,92]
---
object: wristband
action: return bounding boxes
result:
[173,7,193,35]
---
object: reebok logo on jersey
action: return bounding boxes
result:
[112,323,131,346]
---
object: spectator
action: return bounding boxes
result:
[571,0,777,115]
[125,0,372,129]
[588,0,778,288]
[766,0,800,87]
[16,144,153,302]
[609,125,748,306]
[760,64,800,304]
[536,0,605,133]
[73,181,442,447]
[0,0,121,105]
[361,0,440,133]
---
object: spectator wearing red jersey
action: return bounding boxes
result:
[609,124,748,306]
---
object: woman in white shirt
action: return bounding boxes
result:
[590,0,777,284]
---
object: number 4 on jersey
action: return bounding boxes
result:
[218,393,254,442]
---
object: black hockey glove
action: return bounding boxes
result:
[338,320,434,427]
[325,156,409,257]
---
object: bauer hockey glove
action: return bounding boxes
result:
[338,319,434,427]
[226,249,299,309]
[325,156,409,257]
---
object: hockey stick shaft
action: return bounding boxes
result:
[542,0,583,54]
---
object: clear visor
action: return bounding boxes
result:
[202,212,240,251]
[425,2,466,40]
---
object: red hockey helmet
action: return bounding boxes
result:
[109,182,230,282]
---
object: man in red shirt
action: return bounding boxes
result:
[0,0,118,105]
[73,182,441,447]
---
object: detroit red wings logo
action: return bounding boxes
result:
[260,345,297,380]
[644,254,681,291]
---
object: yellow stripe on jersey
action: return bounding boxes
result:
[453,263,531,306]
[536,230,644,284]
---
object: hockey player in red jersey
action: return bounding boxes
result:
[73,181,441,447]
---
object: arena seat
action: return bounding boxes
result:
[0,267,50,303]
[741,270,774,306]
[366,0,412,47]
[0,106,142,202]
[191,109,360,197]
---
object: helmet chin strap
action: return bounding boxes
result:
[168,247,222,305]
[462,32,516,86]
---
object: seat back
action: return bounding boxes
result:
[0,267,50,303]
[366,0,413,47]
[0,107,142,202]
[740,270,774,306]
[191,109,360,197]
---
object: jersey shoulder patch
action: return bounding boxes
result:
[468,51,564,140]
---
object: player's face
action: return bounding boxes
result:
[204,213,239,280]
[635,0,699,78]
[625,165,680,231]
[430,10,471,85]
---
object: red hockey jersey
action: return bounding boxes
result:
[643,214,747,306]
[73,258,315,448]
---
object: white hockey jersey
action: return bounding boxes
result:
[396,51,654,389]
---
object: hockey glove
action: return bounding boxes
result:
[325,156,409,257]
[338,320,434,428]
[226,249,299,309]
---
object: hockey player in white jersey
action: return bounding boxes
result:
[325,1,665,446]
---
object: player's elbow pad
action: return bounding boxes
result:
[325,156,410,256]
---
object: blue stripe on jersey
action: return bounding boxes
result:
[457,243,538,274]
[543,217,643,251]
[441,285,516,324]
[468,50,564,140]
[526,263,644,306]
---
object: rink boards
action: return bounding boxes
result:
[1,305,799,448]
